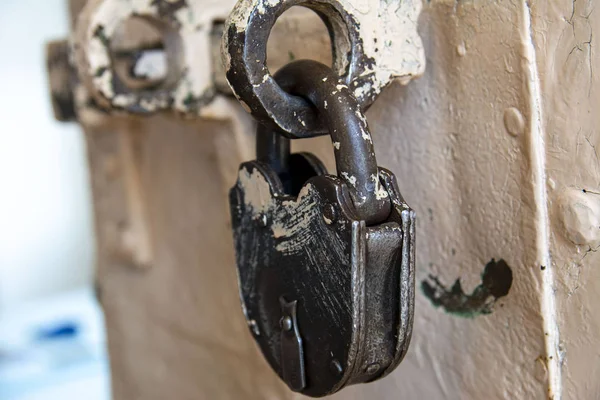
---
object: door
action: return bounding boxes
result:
[47,0,600,398]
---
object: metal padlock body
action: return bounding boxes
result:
[230,155,415,397]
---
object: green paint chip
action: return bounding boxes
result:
[95,67,108,78]
[93,25,110,47]
[183,93,195,106]
[421,258,513,318]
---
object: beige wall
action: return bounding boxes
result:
[70,0,600,398]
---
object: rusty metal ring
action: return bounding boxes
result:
[222,0,379,138]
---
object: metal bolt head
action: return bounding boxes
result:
[280,316,292,331]
[365,363,380,375]
[323,203,337,225]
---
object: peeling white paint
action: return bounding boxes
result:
[353,81,372,100]
[360,127,373,143]
[355,108,368,126]
[237,167,274,216]
[341,172,357,187]
[338,0,425,97]
[272,185,317,240]
[236,168,324,254]
[372,173,388,200]
[522,2,562,398]
[75,0,225,114]
[222,0,425,109]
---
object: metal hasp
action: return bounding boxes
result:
[222,0,425,137]
[73,0,222,115]
[229,60,416,397]
[64,0,423,118]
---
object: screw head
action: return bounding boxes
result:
[323,203,337,225]
[365,363,380,375]
[280,316,292,331]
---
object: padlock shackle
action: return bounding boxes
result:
[258,60,391,225]
[257,123,290,178]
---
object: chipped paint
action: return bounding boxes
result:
[272,186,322,253]
[237,166,275,216]
[372,173,389,200]
[422,259,513,318]
[353,81,372,101]
[360,128,372,143]
[236,166,324,254]
[75,0,229,114]
[354,108,368,126]
[341,172,357,187]
[339,0,425,96]
[222,0,425,119]
[272,184,316,239]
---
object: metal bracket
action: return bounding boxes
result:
[55,0,423,119]
[222,0,425,136]
[73,0,228,115]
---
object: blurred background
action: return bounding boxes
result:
[0,1,110,399]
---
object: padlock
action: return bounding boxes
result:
[229,60,415,397]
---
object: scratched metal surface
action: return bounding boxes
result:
[230,162,355,396]
[229,160,415,396]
